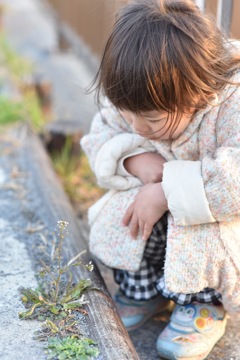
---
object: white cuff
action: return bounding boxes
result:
[162,160,216,225]
[94,133,155,190]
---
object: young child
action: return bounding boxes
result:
[81,0,240,359]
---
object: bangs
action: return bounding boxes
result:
[100,14,179,114]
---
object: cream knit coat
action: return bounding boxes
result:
[81,73,240,313]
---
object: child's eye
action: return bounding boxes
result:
[149,119,161,124]
[148,117,167,124]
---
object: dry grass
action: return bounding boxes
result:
[51,140,105,219]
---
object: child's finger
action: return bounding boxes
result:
[122,202,134,226]
[129,215,139,239]
[139,220,145,239]
[142,223,153,241]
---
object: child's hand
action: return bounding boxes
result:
[122,182,168,240]
[124,152,166,184]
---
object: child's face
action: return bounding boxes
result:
[119,109,194,140]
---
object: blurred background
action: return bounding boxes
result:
[48,0,240,58]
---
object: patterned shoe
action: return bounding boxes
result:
[156,303,227,360]
[114,290,171,331]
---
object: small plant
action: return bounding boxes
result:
[0,93,45,130]
[0,33,32,80]
[19,220,100,359]
[0,33,48,130]
[34,316,83,341]
[22,88,47,131]
[51,137,79,177]
[0,97,24,125]
[47,336,100,360]
[19,221,93,320]
[51,144,105,217]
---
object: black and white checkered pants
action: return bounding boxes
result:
[114,214,222,305]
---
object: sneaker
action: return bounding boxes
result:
[156,303,227,360]
[114,290,171,331]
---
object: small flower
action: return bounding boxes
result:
[57,220,69,229]
[86,261,94,272]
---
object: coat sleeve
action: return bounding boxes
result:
[162,84,240,225]
[80,100,155,190]
[202,85,240,222]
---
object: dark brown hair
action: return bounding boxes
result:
[93,0,240,124]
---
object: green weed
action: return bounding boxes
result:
[19,221,93,320]
[0,33,32,80]
[51,141,104,217]
[22,88,47,131]
[19,220,100,358]
[51,137,79,176]
[47,336,100,360]
[0,33,47,130]
[0,97,24,125]
[0,93,44,130]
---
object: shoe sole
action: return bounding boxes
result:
[157,316,227,360]
[127,301,174,332]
